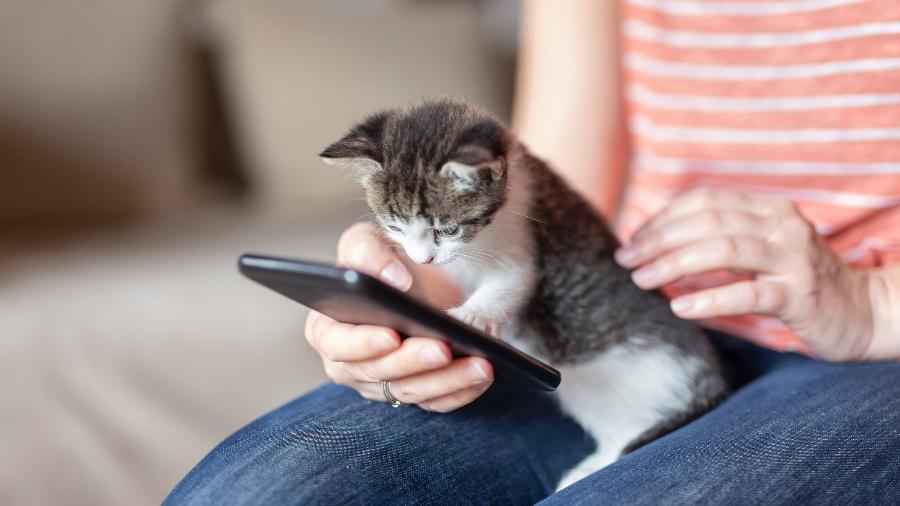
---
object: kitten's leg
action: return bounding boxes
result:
[554,342,704,491]
[447,268,532,336]
[556,443,629,492]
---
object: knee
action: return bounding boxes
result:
[810,362,900,439]
[166,387,436,505]
[543,363,900,505]
[780,361,900,428]
[704,362,900,501]
[726,362,900,453]
[167,429,363,504]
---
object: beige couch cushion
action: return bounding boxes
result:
[0,205,344,505]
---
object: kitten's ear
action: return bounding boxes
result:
[440,144,506,189]
[319,111,389,184]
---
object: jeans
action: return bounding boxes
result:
[166,333,900,505]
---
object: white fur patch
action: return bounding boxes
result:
[384,216,436,264]
[439,163,538,334]
[555,343,701,490]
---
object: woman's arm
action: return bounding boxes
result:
[512,0,629,220]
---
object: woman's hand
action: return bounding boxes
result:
[304,222,494,412]
[615,187,877,362]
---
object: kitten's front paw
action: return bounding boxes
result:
[447,307,504,337]
[556,464,598,492]
[556,451,617,492]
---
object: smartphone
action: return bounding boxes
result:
[239,254,560,391]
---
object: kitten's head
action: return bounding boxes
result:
[320,99,510,265]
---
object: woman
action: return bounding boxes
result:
[167,1,900,503]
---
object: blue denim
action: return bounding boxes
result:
[166,333,900,505]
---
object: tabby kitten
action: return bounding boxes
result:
[321,99,728,490]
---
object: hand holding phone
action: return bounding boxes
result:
[240,254,560,393]
[302,222,498,412]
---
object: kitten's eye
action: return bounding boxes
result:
[437,225,459,237]
[386,225,401,232]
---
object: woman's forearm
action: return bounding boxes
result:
[864,264,900,361]
[512,0,628,220]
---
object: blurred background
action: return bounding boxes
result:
[1,0,519,503]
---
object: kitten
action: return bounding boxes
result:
[321,99,728,490]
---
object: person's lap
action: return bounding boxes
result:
[166,334,900,505]
[544,336,900,504]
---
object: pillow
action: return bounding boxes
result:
[0,1,199,227]
[204,0,515,216]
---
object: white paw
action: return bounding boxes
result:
[447,306,504,337]
[555,451,618,492]
[555,462,601,492]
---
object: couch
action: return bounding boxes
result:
[0,1,516,503]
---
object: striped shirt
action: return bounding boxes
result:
[617,0,900,353]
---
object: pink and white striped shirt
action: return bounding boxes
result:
[616,0,900,353]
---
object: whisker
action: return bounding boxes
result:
[455,252,488,270]
[352,211,378,225]
[478,249,513,269]
[504,208,545,224]
[484,227,511,247]
[465,249,511,271]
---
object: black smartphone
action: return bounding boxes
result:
[239,254,560,391]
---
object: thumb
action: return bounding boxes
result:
[337,222,412,291]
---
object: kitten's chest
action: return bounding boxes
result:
[438,262,483,296]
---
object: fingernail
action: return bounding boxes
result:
[466,361,490,384]
[671,297,694,315]
[380,261,412,291]
[370,332,397,352]
[615,246,639,266]
[632,265,657,287]
[420,344,447,367]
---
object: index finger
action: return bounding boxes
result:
[337,222,412,291]
[632,187,760,242]
[305,310,400,362]
[632,186,779,240]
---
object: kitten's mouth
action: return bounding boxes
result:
[409,255,444,266]
[415,255,450,266]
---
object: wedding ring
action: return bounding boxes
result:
[381,380,407,408]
